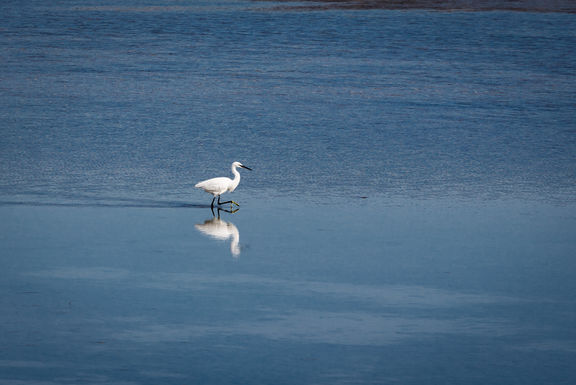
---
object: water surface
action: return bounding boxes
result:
[1,1,575,384]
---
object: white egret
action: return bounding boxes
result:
[195,161,252,208]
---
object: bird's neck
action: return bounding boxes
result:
[229,166,241,191]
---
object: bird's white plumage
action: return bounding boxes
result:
[195,177,234,195]
[195,161,251,207]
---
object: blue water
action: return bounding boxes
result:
[1,1,575,384]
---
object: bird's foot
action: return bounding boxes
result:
[230,201,240,207]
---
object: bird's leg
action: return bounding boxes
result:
[218,194,234,206]
[211,196,216,209]
[218,199,240,207]
[217,195,239,207]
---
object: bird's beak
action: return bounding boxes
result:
[241,165,252,171]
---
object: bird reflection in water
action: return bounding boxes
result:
[195,208,241,257]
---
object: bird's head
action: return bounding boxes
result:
[233,161,252,171]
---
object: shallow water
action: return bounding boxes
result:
[2,199,576,384]
[1,1,575,384]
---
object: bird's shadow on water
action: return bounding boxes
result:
[0,196,213,209]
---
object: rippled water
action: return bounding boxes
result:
[1,1,575,384]
[1,0,575,203]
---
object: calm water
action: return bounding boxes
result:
[1,1,575,384]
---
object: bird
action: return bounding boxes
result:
[195,161,252,209]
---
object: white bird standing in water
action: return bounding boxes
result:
[195,161,252,208]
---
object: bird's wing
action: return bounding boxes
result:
[195,177,230,194]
